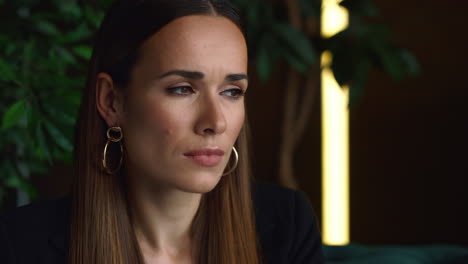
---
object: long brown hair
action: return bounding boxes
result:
[69,0,261,263]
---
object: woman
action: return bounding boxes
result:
[0,0,324,263]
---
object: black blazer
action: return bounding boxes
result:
[0,182,324,264]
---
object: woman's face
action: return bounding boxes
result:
[121,15,248,193]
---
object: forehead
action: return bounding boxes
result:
[136,15,248,74]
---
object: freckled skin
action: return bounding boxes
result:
[121,15,248,193]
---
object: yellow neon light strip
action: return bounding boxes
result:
[321,0,350,245]
[321,0,349,38]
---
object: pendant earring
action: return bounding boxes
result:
[102,126,123,174]
[222,146,239,176]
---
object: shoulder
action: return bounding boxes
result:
[0,196,71,237]
[251,181,318,230]
[252,182,325,264]
[1,196,70,222]
[0,196,71,263]
[252,181,303,211]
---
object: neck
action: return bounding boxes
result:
[127,171,202,259]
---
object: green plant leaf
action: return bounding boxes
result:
[0,161,17,186]
[399,48,421,76]
[62,88,82,106]
[57,1,82,20]
[43,120,73,152]
[36,122,52,162]
[72,45,92,60]
[2,100,26,129]
[299,0,320,17]
[0,59,16,82]
[379,48,405,80]
[340,0,379,17]
[5,43,16,56]
[58,23,92,44]
[98,0,114,10]
[5,174,38,199]
[273,23,316,66]
[28,160,49,174]
[83,6,104,28]
[61,150,74,166]
[54,46,77,65]
[43,101,76,126]
[282,48,309,73]
[256,47,271,82]
[330,45,355,86]
[349,59,371,106]
[36,20,61,36]
[256,34,276,81]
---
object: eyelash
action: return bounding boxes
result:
[166,86,246,99]
[167,86,193,95]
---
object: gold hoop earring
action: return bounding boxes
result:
[222,146,239,176]
[102,126,123,174]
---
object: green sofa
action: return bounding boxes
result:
[324,243,468,264]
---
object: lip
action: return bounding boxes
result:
[183,148,225,167]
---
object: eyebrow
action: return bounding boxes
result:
[226,73,248,82]
[159,70,248,82]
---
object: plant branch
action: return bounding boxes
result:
[292,67,319,148]
[278,0,304,189]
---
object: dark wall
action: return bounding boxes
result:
[348,0,468,245]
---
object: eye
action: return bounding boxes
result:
[221,88,245,99]
[166,86,194,96]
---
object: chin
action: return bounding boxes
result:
[175,171,223,194]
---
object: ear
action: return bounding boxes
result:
[96,73,124,127]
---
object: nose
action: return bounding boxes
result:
[194,92,227,136]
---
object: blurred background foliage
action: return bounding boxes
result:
[0,0,111,203]
[0,0,419,206]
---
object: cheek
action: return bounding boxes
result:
[129,102,183,139]
[228,107,245,139]
[123,99,189,169]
